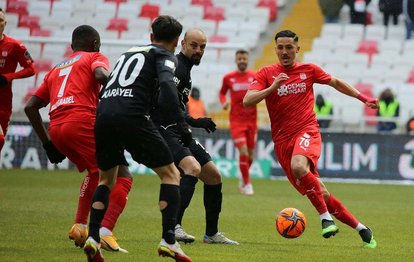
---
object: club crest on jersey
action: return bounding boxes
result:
[300,73,307,80]
[2,51,7,57]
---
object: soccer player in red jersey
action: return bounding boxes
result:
[24,25,132,252]
[244,30,378,248]
[0,8,35,155]
[219,50,257,195]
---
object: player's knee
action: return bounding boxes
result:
[183,161,201,177]
[290,161,308,178]
[201,168,222,185]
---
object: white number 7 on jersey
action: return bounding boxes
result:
[57,66,72,97]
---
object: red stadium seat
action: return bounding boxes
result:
[407,70,414,83]
[204,6,225,22]
[30,28,52,37]
[106,18,129,39]
[209,35,228,43]
[191,0,213,8]
[257,0,278,21]
[104,0,127,3]
[357,39,378,65]
[6,0,29,17]
[34,58,53,72]
[18,15,41,33]
[139,3,160,21]
[356,83,377,125]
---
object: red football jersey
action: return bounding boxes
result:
[34,51,109,126]
[219,69,257,124]
[249,63,331,143]
[0,34,34,113]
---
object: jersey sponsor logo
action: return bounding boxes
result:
[277,82,307,96]
[56,55,82,69]
[101,87,134,98]
[233,82,250,91]
[50,96,74,112]
[173,76,180,86]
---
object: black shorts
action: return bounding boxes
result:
[95,115,174,171]
[159,126,212,167]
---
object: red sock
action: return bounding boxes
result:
[101,177,132,231]
[75,171,99,224]
[0,133,4,152]
[299,172,328,215]
[325,194,358,228]
[239,154,251,185]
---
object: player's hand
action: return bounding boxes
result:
[269,73,289,91]
[178,124,193,147]
[42,141,66,164]
[222,102,230,110]
[188,117,217,133]
[0,75,8,87]
[357,93,379,109]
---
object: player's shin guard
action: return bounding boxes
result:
[75,171,99,225]
[177,175,198,225]
[299,172,328,215]
[88,185,110,242]
[159,184,180,244]
[101,177,133,231]
[239,155,251,185]
[326,193,358,228]
[204,183,222,236]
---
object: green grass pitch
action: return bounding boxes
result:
[1,169,413,261]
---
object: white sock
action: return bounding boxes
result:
[355,223,367,231]
[99,227,112,236]
[320,211,333,221]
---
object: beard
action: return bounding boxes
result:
[191,55,202,65]
[238,63,247,71]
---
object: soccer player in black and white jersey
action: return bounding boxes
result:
[151,28,239,245]
[83,16,193,262]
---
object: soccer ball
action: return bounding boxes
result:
[275,207,307,238]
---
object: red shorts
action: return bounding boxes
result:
[49,121,98,174]
[230,122,257,149]
[0,110,11,135]
[275,129,321,195]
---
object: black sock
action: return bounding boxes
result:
[159,184,180,244]
[177,175,198,225]
[204,183,222,236]
[88,185,110,242]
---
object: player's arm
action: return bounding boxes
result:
[328,77,379,109]
[243,72,289,107]
[219,77,230,110]
[185,113,216,133]
[24,96,66,163]
[0,44,35,87]
[94,66,109,86]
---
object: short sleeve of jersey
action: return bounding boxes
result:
[33,72,51,104]
[311,63,331,84]
[249,67,268,91]
[90,53,109,72]
[17,42,34,67]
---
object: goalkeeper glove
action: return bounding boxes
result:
[43,141,66,164]
[187,117,217,133]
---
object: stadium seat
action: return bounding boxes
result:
[257,0,277,21]
[357,40,378,65]
[196,19,217,36]
[6,0,29,17]
[247,7,271,29]
[203,6,225,22]
[139,3,160,21]
[18,15,40,33]
[365,24,386,40]
[106,18,129,39]
[28,0,52,16]
[191,0,213,8]
[320,23,343,39]
[209,35,228,43]
[94,2,118,18]
[30,28,52,37]
[34,58,53,72]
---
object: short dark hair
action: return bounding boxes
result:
[274,30,299,42]
[235,49,249,56]
[71,25,100,51]
[151,15,183,42]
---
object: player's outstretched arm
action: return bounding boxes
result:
[328,77,379,109]
[243,72,288,107]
